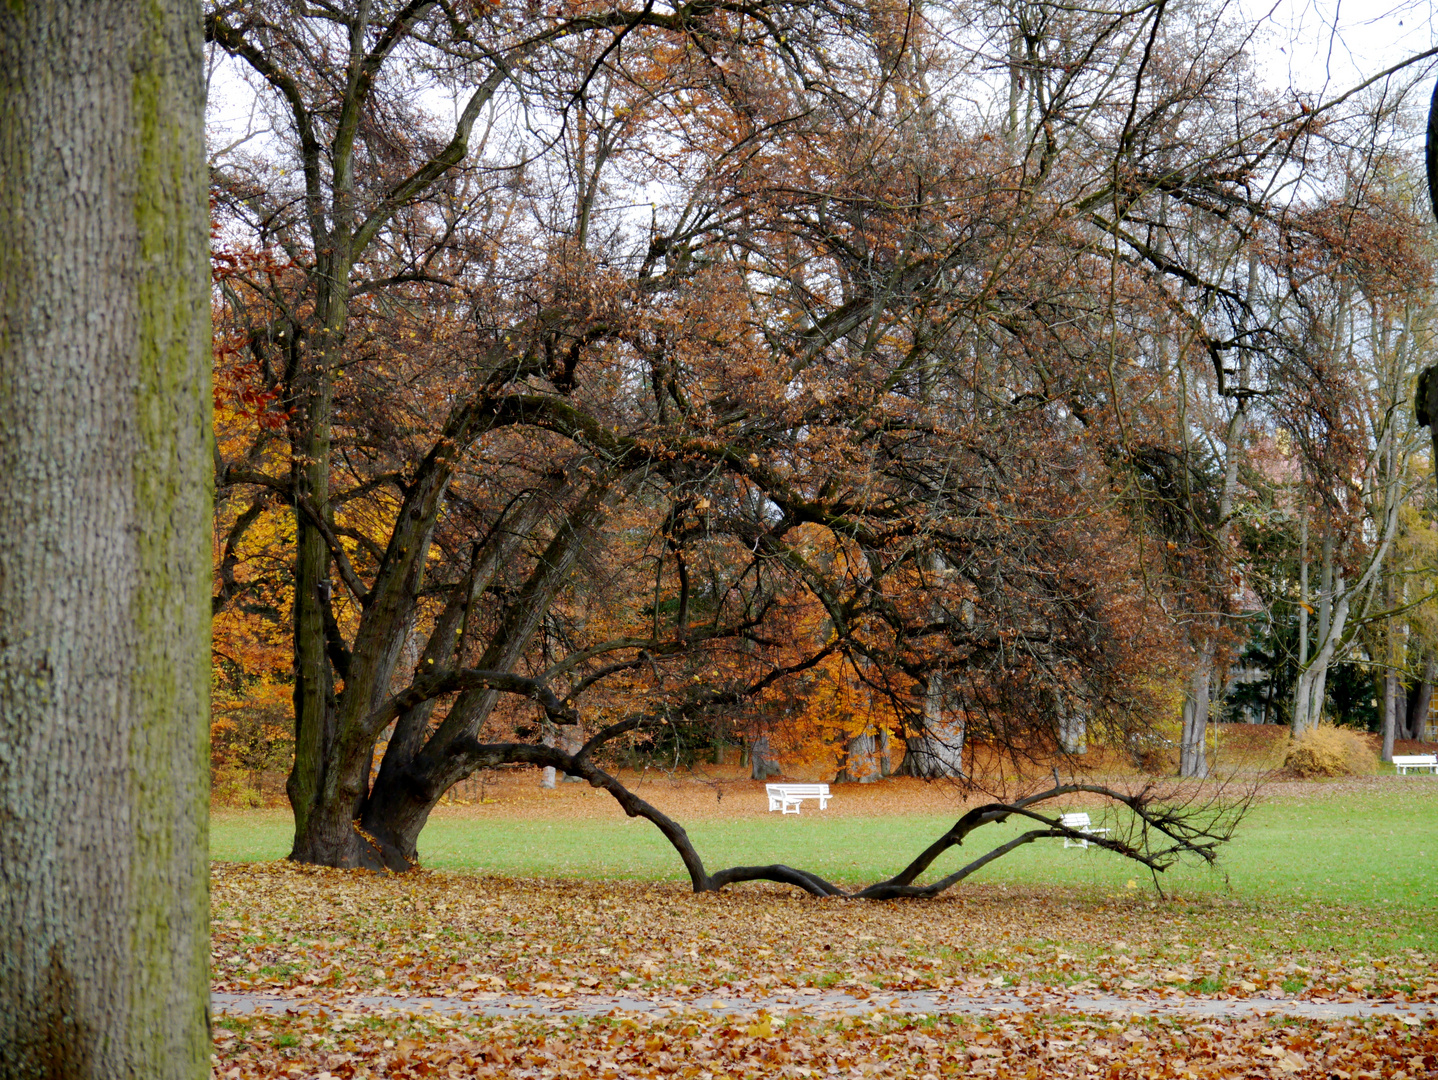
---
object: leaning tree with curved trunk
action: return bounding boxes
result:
[208,0,1427,885]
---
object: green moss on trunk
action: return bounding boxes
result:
[127,2,211,1073]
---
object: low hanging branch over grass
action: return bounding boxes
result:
[429,715,1252,899]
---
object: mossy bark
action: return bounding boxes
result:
[0,2,211,1077]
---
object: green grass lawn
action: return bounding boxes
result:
[212,781,1438,913]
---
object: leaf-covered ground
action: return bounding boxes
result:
[212,863,1437,1077]
[214,1006,1437,1079]
[212,865,1436,1005]
[213,765,1438,1075]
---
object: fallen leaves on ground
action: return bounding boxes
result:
[211,864,1437,1005]
[212,1006,1437,1079]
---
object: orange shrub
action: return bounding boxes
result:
[1283,723,1377,778]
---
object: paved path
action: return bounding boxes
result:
[213,988,1437,1024]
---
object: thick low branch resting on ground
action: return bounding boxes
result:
[417,726,1250,899]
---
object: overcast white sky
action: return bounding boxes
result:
[1241,0,1437,95]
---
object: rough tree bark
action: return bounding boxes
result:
[0,3,211,1077]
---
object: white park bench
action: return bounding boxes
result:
[766,783,831,814]
[1060,812,1110,849]
[1392,754,1438,775]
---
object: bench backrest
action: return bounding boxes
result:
[1392,755,1437,765]
[767,783,829,794]
[1060,812,1092,829]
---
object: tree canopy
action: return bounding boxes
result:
[207,0,1438,882]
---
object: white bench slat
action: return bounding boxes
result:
[1060,811,1110,850]
[766,783,831,814]
[1392,754,1438,775]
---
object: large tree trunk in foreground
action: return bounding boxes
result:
[0,3,211,1076]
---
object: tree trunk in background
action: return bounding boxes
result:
[834,732,880,783]
[539,723,578,789]
[750,737,782,780]
[1178,659,1211,778]
[1292,518,1335,736]
[898,724,966,777]
[1406,654,1435,741]
[1293,407,1403,739]
[1382,671,1399,762]
[1297,503,1309,699]
[1057,706,1088,755]
[1382,571,1400,763]
[0,3,211,1077]
[1294,526,1338,736]
[897,674,965,778]
[1179,270,1253,779]
[559,725,585,782]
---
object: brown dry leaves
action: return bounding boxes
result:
[213,1007,1437,1079]
[212,862,1437,1006]
[211,864,1438,1076]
